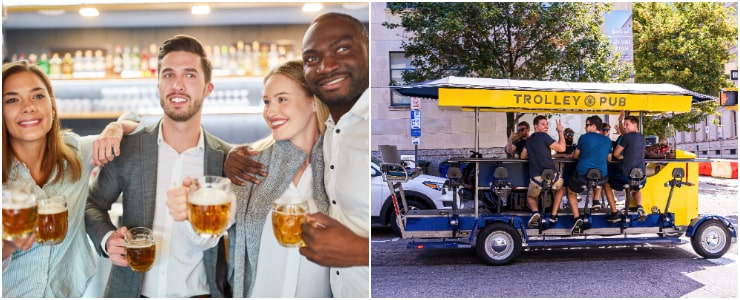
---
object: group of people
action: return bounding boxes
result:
[3,12,369,298]
[512,113,647,233]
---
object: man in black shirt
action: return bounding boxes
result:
[505,121,530,158]
[604,115,647,219]
[520,116,566,227]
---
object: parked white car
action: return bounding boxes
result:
[371,161,452,235]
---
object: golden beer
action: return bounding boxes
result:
[2,181,37,240]
[271,201,307,247]
[36,207,68,245]
[125,240,156,273]
[36,196,68,245]
[2,204,38,240]
[188,176,233,237]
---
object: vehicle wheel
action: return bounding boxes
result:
[476,222,522,266]
[691,219,732,259]
[390,198,427,236]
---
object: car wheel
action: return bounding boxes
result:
[390,198,427,236]
[691,219,731,259]
[476,222,522,266]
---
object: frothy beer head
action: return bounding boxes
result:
[189,188,232,206]
[38,202,67,215]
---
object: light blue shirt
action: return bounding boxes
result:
[2,132,97,297]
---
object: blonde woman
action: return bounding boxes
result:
[2,60,138,297]
[166,60,330,297]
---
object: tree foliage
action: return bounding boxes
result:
[383,2,632,135]
[633,2,737,138]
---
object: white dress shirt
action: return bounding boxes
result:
[137,125,222,297]
[323,89,370,298]
[250,167,332,297]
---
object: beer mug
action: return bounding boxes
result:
[2,180,38,241]
[124,227,156,273]
[188,176,234,237]
[36,195,68,245]
[271,197,308,247]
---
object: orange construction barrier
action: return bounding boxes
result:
[698,162,712,176]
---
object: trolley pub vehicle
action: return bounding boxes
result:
[381,77,736,265]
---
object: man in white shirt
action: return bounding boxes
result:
[224,12,370,298]
[85,34,231,298]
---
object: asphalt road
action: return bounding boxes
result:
[370,176,738,298]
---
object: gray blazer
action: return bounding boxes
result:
[85,121,232,298]
[228,138,329,297]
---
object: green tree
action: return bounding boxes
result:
[383,2,632,140]
[633,2,737,138]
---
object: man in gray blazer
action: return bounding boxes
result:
[85,34,230,298]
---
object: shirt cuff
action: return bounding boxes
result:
[101,230,115,257]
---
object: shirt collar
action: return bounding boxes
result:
[156,121,205,151]
[325,88,369,126]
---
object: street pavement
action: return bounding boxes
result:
[370,176,738,298]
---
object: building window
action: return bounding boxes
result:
[715,150,721,155]
[389,51,415,107]
[731,149,736,155]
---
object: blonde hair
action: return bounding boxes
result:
[2,61,81,184]
[251,60,329,151]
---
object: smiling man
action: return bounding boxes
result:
[85,34,231,298]
[298,12,370,298]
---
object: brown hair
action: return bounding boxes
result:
[2,61,81,184]
[158,34,213,83]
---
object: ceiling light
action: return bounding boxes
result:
[192,5,210,15]
[79,7,99,17]
[302,3,322,13]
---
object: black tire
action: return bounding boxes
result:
[690,219,732,259]
[390,198,427,236]
[476,222,522,265]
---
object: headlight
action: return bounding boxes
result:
[422,181,444,191]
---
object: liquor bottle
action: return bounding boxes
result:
[251,41,261,76]
[268,43,279,71]
[61,52,74,79]
[112,45,123,75]
[83,49,94,72]
[94,50,105,73]
[49,53,62,79]
[122,46,131,72]
[27,53,38,65]
[73,50,84,75]
[243,44,253,76]
[149,43,158,75]
[211,45,222,70]
[38,53,50,74]
[259,43,269,76]
[131,46,141,75]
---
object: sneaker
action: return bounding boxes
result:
[636,206,647,221]
[549,215,559,224]
[591,201,601,211]
[607,212,622,223]
[571,217,584,235]
[528,212,541,228]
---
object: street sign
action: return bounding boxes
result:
[731,70,738,81]
[410,109,421,137]
[412,137,420,145]
[410,97,421,110]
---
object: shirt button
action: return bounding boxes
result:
[335,129,340,134]
[336,270,340,275]
[332,200,337,205]
[330,165,334,169]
